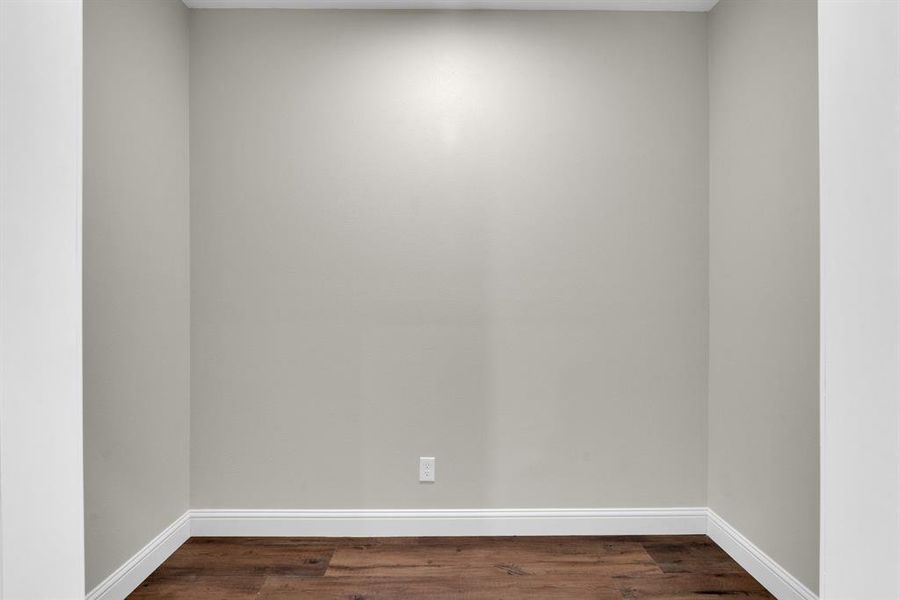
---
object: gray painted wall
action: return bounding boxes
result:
[82,4,822,591]
[707,0,819,592]
[83,0,190,590]
[189,10,709,509]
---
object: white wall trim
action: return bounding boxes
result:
[86,508,819,600]
[85,512,191,600]
[707,510,817,600]
[190,507,708,537]
[1,0,85,594]
[182,0,719,12]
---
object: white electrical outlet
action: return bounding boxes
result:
[419,456,435,482]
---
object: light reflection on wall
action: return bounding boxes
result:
[394,32,487,151]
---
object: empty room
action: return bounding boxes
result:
[1,0,899,599]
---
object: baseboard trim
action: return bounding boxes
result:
[85,511,191,600]
[707,509,818,600]
[189,507,708,537]
[85,507,818,600]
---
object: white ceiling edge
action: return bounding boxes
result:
[182,0,719,11]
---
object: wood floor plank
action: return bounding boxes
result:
[127,573,265,599]
[259,575,624,599]
[127,535,775,599]
[613,573,774,599]
[326,536,661,578]
[640,537,746,575]
[151,537,335,576]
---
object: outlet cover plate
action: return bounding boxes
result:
[419,456,435,482]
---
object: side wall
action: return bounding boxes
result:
[707,0,820,592]
[83,0,191,590]
[819,2,900,598]
[189,10,710,510]
[0,0,85,596]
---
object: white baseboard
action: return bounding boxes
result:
[85,511,191,600]
[707,509,818,600]
[189,507,708,537]
[85,507,818,600]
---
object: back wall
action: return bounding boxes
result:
[189,9,709,509]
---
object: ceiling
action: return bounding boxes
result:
[182,0,719,11]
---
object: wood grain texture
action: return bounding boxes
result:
[151,537,334,576]
[640,538,747,574]
[326,536,661,578]
[126,535,774,599]
[260,575,624,599]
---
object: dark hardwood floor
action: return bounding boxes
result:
[128,535,774,599]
